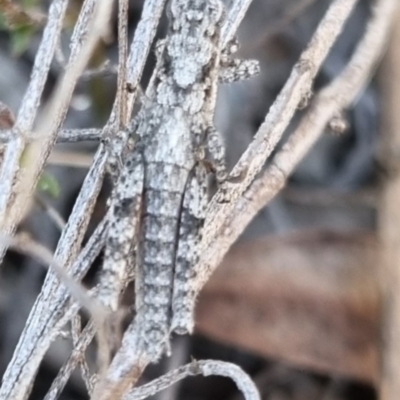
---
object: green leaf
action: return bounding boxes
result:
[0,13,6,30]
[11,24,35,56]
[22,0,39,7]
[37,171,61,199]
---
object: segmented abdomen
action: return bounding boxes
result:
[135,161,189,357]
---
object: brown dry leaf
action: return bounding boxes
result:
[0,101,15,129]
[197,231,380,383]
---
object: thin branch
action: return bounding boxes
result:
[202,0,358,273]
[0,128,102,143]
[156,337,188,400]
[58,128,101,142]
[0,0,70,239]
[0,215,107,400]
[198,0,398,289]
[55,40,67,67]
[44,322,96,400]
[222,0,255,46]
[116,0,130,127]
[0,0,173,399]
[3,0,113,245]
[93,337,259,400]
[0,1,168,397]
[104,0,167,177]
[123,0,167,118]
[81,61,119,79]
[0,2,114,395]
[127,360,260,400]
[43,257,133,400]
[9,0,65,132]
[34,195,66,232]
[281,187,377,208]
[91,322,149,400]
[71,315,94,395]
[0,0,113,273]
[47,150,93,168]
[100,0,132,178]
[1,234,107,321]
[1,232,116,386]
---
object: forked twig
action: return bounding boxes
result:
[203,0,358,251]
[197,0,398,290]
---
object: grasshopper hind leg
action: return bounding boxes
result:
[100,151,144,310]
[171,163,208,335]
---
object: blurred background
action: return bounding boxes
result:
[0,0,389,399]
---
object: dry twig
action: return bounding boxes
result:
[0,0,396,399]
[197,0,398,291]
[201,0,359,279]
[127,360,260,400]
